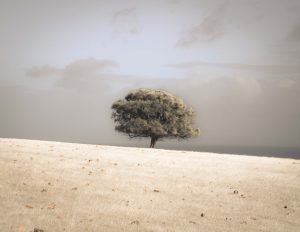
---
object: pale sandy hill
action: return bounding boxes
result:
[0,138,299,232]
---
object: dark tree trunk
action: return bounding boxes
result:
[150,137,158,148]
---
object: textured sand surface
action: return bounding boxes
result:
[0,138,299,232]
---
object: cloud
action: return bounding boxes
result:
[0,73,162,146]
[167,61,300,73]
[287,23,300,42]
[26,65,61,78]
[275,20,300,64]
[159,74,300,147]
[112,8,141,36]
[176,5,225,46]
[113,8,136,20]
[0,84,117,144]
[1,70,300,149]
[26,58,118,90]
[175,0,300,51]
[59,58,117,89]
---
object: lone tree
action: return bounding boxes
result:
[111,88,200,148]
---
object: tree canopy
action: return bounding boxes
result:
[111,88,200,148]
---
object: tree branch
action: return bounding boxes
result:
[128,134,150,139]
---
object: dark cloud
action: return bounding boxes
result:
[0,84,117,144]
[0,72,160,147]
[1,70,300,149]
[287,23,300,42]
[161,75,300,147]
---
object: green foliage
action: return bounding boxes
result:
[111,88,200,147]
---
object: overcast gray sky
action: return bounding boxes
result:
[0,0,299,154]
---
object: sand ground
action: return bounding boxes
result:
[0,138,299,232]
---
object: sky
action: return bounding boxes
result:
[0,0,300,155]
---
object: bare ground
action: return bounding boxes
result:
[0,138,299,232]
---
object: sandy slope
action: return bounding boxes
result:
[0,138,299,232]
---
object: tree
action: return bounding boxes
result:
[111,88,200,148]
